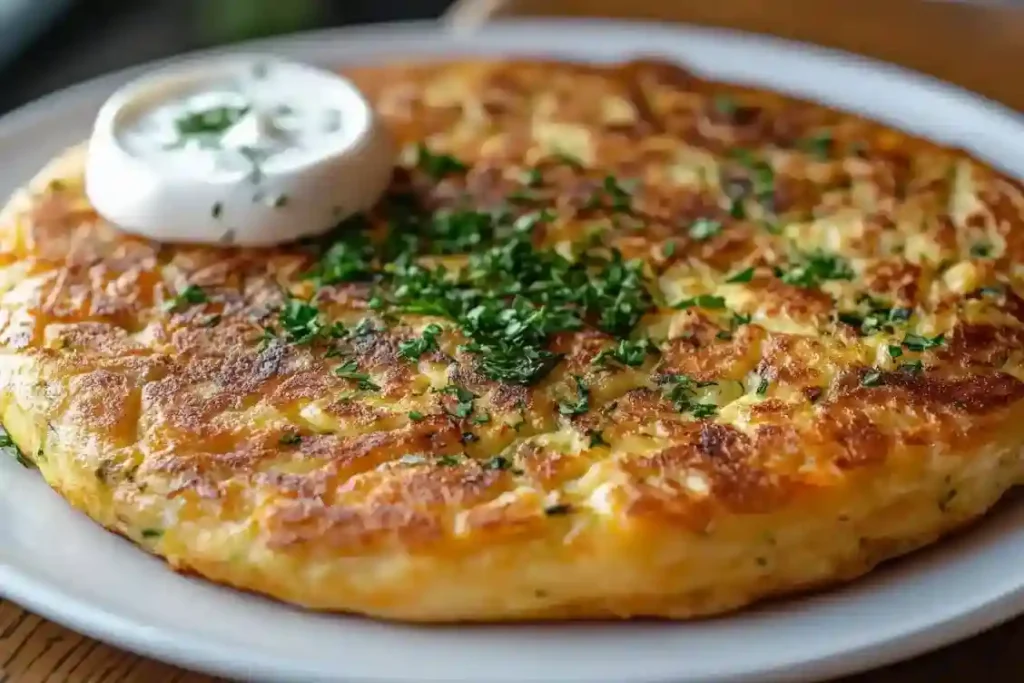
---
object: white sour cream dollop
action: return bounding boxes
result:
[85,55,394,247]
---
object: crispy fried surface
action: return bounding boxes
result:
[2,58,1024,621]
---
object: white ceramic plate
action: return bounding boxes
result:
[2,19,1024,683]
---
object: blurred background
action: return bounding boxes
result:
[2,0,1022,116]
[0,0,458,115]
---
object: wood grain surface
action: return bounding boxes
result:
[4,1,1024,681]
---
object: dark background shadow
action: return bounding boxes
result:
[0,0,456,114]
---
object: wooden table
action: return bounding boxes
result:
[4,1,1024,680]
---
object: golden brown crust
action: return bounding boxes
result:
[1,57,1023,621]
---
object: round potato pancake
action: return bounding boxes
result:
[2,58,1024,622]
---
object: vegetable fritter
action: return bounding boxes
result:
[1,58,1023,621]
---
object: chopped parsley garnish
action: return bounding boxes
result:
[970,242,992,258]
[588,430,609,448]
[900,360,924,374]
[690,403,718,419]
[726,267,755,284]
[558,376,590,416]
[437,455,463,467]
[521,168,543,187]
[304,216,374,286]
[508,188,541,204]
[288,176,655,387]
[592,338,653,368]
[544,504,573,516]
[398,323,442,361]
[751,161,775,206]
[779,252,854,289]
[211,202,223,219]
[174,105,249,138]
[163,284,208,312]
[861,369,883,387]
[756,377,770,396]
[838,298,912,336]
[141,529,164,539]
[414,143,467,179]
[662,241,677,257]
[729,196,746,219]
[658,374,718,417]
[0,428,30,468]
[484,456,512,471]
[279,432,301,446]
[588,175,634,213]
[471,412,491,425]
[799,131,833,161]
[334,359,379,391]
[729,150,776,208]
[408,410,425,421]
[689,218,723,241]
[902,333,945,352]
[673,294,727,310]
[887,344,904,359]
[427,209,498,254]
[712,94,737,118]
[440,384,476,419]
[278,299,342,345]
[889,307,913,322]
[585,252,652,336]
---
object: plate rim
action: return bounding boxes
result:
[1,17,1024,683]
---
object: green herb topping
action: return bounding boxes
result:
[558,376,590,416]
[163,284,208,312]
[484,456,513,471]
[440,385,476,419]
[779,252,854,289]
[861,369,883,387]
[415,144,467,179]
[174,105,249,138]
[689,218,723,241]
[398,324,443,362]
[902,333,945,352]
[799,131,833,161]
[658,374,718,417]
[592,338,654,368]
[278,299,343,346]
[279,432,302,446]
[334,359,380,391]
